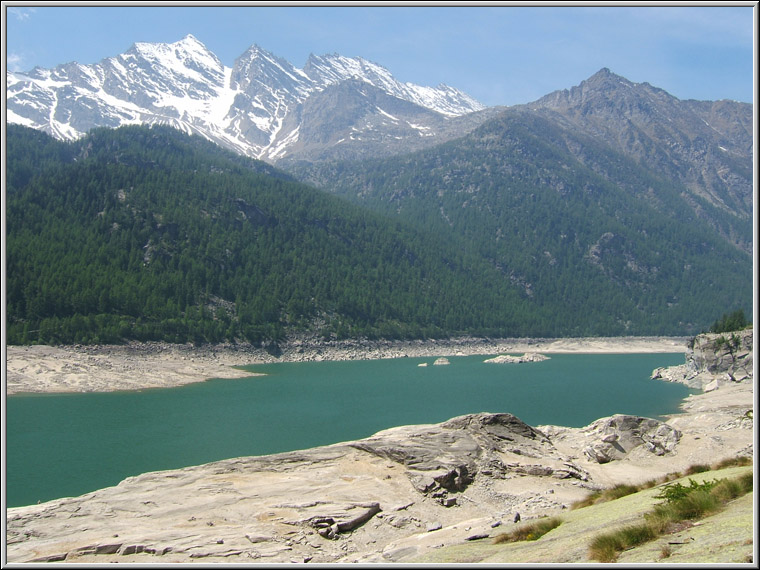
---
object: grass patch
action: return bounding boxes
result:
[684,463,711,475]
[589,523,658,562]
[573,456,752,510]
[570,491,600,510]
[493,517,562,544]
[588,471,753,562]
[651,488,721,522]
[713,456,751,469]
[604,483,640,500]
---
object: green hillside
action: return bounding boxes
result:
[290,110,753,335]
[6,124,545,345]
[7,118,751,346]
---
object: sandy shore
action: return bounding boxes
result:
[4,336,687,395]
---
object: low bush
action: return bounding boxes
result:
[604,483,640,501]
[588,533,625,563]
[654,478,721,504]
[570,492,600,510]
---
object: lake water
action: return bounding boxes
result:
[6,353,690,508]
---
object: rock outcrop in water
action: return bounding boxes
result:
[651,328,753,390]
[483,353,550,364]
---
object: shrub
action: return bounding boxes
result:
[571,491,600,510]
[667,490,721,520]
[737,471,753,493]
[590,471,752,562]
[604,483,640,501]
[589,533,625,563]
[654,478,721,504]
[618,523,658,546]
[649,487,721,525]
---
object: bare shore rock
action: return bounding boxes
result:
[6,376,753,565]
[6,335,687,395]
[484,352,550,364]
[651,329,753,391]
[5,334,751,563]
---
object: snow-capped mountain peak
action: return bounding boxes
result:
[7,35,486,161]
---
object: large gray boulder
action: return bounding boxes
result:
[350,412,563,495]
[581,415,681,464]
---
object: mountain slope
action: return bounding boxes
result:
[524,68,752,250]
[292,108,752,336]
[6,123,549,345]
[6,35,486,162]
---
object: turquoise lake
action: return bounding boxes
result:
[6,353,690,508]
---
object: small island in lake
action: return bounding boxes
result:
[484,352,550,364]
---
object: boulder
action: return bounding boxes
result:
[581,415,681,464]
[351,413,560,495]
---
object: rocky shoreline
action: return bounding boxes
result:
[5,335,688,395]
[5,330,753,563]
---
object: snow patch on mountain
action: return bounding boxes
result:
[7,34,485,161]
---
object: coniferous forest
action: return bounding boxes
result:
[6,123,752,345]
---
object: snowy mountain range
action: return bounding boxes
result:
[6,34,486,161]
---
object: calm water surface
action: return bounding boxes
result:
[6,353,689,507]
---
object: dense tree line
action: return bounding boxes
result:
[709,310,750,334]
[8,121,751,346]
[7,124,550,345]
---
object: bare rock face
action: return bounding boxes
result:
[350,413,563,498]
[652,329,753,390]
[580,415,681,464]
[5,412,592,564]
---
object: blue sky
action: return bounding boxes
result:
[4,4,756,107]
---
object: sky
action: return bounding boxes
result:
[3,3,756,107]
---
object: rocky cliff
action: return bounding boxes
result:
[652,328,753,391]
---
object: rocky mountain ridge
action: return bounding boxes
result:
[523,68,753,247]
[6,34,484,162]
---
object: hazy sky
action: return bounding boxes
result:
[4,3,756,107]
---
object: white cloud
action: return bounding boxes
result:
[7,52,25,72]
[8,7,36,21]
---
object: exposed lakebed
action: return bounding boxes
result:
[6,353,689,507]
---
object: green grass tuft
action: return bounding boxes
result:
[713,456,752,470]
[684,463,711,475]
[493,517,562,544]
